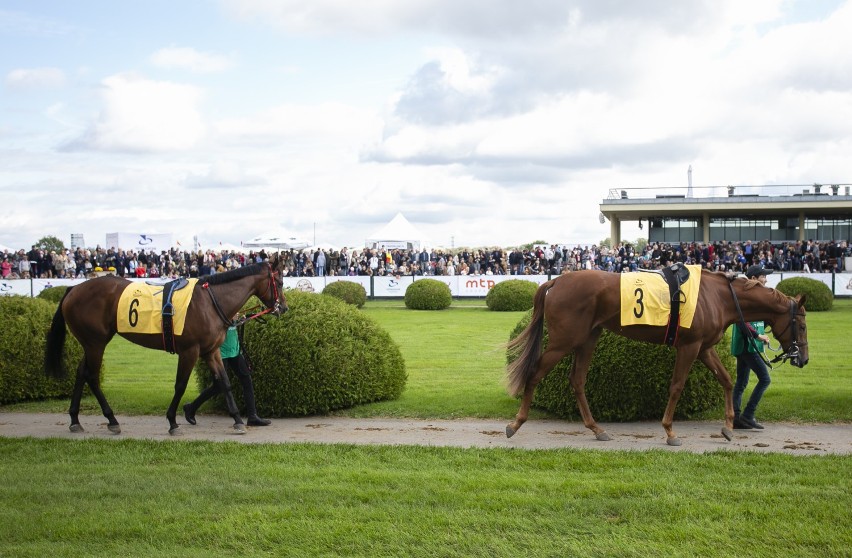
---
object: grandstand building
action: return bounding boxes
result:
[600,184,852,244]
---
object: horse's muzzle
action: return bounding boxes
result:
[273,302,288,316]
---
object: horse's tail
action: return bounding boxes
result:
[44,288,72,378]
[506,278,556,397]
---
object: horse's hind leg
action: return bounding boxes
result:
[83,347,120,433]
[507,347,569,437]
[68,360,88,433]
[569,335,610,441]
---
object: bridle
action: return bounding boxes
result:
[203,263,286,328]
[767,300,805,367]
[727,279,804,369]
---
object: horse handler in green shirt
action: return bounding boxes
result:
[731,265,773,430]
[183,325,271,427]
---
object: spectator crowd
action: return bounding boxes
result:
[1,238,849,281]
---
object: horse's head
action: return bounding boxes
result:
[772,294,809,368]
[262,256,288,316]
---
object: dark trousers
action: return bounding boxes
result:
[187,355,259,417]
[733,352,771,420]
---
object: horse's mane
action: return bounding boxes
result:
[198,263,266,285]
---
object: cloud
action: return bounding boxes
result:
[62,74,206,152]
[149,46,233,73]
[5,67,66,89]
[183,161,267,190]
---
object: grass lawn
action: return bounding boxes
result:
[1,438,849,558]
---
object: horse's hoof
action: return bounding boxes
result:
[108,424,121,434]
[595,431,611,442]
[233,424,246,435]
[169,427,182,436]
[69,424,84,433]
[667,437,682,447]
[721,427,733,441]
[506,425,516,438]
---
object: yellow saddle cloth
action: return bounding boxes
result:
[117,279,198,335]
[619,265,701,328]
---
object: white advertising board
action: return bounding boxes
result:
[105,232,172,252]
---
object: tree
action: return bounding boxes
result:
[36,235,65,253]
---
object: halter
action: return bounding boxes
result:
[203,263,285,328]
[768,300,804,366]
[727,279,802,368]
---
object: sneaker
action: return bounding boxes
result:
[733,416,753,430]
[741,416,764,430]
[183,403,197,425]
[247,416,271,427]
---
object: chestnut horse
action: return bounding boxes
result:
[506,269,808,446]
[44,258,287,435]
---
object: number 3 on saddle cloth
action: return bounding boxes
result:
[619,263,702,345]
[116,278,197,353]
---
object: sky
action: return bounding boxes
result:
[1,0,850,252]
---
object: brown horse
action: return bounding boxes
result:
[44,258,287,435]
[506,269,808,446]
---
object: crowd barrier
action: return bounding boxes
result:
[3,271,852,299]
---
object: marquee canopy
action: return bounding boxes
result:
[366,213,429,251]
[242,229,310,250]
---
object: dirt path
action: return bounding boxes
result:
[1,412,850,455]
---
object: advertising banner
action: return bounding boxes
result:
[5,272,851,298]
[105,232,172,252]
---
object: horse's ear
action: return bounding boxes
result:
[797,293,807,308]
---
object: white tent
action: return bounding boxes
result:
[366,213,429,251]
[242,229,310,251]
[0,242,13,254]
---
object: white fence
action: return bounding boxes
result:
[3,272,852,298]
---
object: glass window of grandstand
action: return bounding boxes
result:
[804,216,852,241]
[648,218,701,243]
[709,217,796,242]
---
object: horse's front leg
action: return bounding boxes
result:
[698,347,734,442]
[167,349,200,435]
[204,352,246,435]
[662,343,702,446]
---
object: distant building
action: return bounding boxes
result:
[600,185,852,244]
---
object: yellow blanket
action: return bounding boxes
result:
[619,266,701,328]
[117,279,197,335]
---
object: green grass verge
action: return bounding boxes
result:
[1,438,849,558]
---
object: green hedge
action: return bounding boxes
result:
[36,286,70,304]
[405,279,452,310]
[322,280,367,308]
[0,295,84,404]
[775,276,833,311]
[507,311,728,421]
[486,279,538,311]
[195,291,406,416]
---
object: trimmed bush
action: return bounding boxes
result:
[195,290,406,416]
[36,286,69,304]
[486,279,538,311]
[776,276,833,311]
[322,280,367,308]
[507,311,728,421]
[405,279,452,310]
[0,295,84,404]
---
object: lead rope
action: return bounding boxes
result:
[727,278,775,370]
